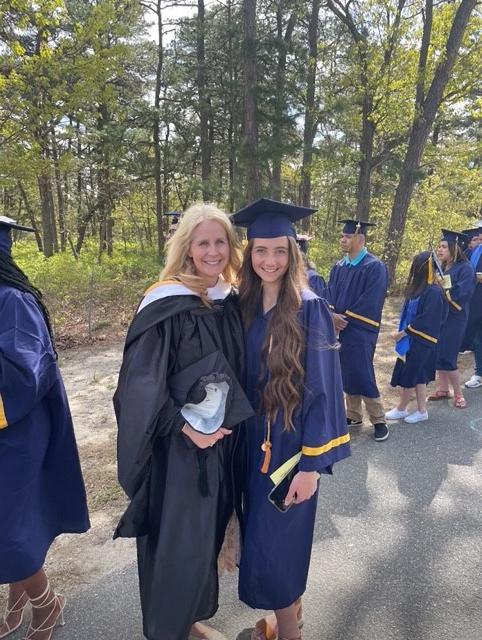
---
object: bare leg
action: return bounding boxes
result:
[447,369,462,397]
[415,384,427,413]
[275,602,301,640]
[437,371,449,393]
[397,388,413,411]
[11,568,65,640]
[0,583,28,635]
[250,598,302,639]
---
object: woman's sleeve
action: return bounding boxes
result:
[446,263,476,310]
[114,317,185,496]
[298,297,351,473]
[0,290,57,429]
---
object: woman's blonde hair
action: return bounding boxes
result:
[160,203,242,299]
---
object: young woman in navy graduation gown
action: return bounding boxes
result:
[0,218,89,640]
[428,231,475,407]
[385,252,448,424]
[232,200,351,640]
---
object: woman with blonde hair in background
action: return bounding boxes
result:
[114,204,252,640]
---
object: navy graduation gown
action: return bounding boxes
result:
[0,284,89,584]
[114,287,246,640]
[306,268,326,298]
[238,291,350,610]
[391,285,448,388]
[436,261,476,370]
[462,249,482,350]
[325,252,388,397]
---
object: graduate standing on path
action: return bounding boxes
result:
[385,252,448,424]
[0,217,89,640]
[325,220,389,441]
[428,230,475,407]
[114,204,251,640]
[232,199,350,640]
[461,226,482,389]
[296,235,326,298]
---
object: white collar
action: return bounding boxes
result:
[137,277,232,313]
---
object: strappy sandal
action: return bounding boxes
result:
[0,592,28,639]
[427,389,451,401]
[453,394,467,409]
[22,583,66,640]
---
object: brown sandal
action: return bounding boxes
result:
[427,389,451,401]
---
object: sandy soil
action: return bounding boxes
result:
[1,298,476,603]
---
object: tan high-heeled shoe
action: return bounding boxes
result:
[0,592,29,639]
[22,583,66,640]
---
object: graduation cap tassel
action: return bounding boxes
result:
[260,418,272,474]
[260,335,273,474]
[427,254,434,284]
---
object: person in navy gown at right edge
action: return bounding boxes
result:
[296,235,326,298]
[385,252,448,424]
[461,226,482,389]
[427,230,475,408]
[232,199,351,640]
[324,220,389,442]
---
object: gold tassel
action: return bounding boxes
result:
[260,335,273,474]
[427,255,434,284]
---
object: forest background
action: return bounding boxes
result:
[0,0,481,345]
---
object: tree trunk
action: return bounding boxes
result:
[300,0,321,210]
[384,0,477,281]
[153,0,165,261]
[271,4,296,200]
[17,181,43,251]
[356,77,375,220]
[51,132,66,251]
[243,0,259,202]
[197,0,211,201]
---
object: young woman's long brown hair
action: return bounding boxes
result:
[238,236,307,430]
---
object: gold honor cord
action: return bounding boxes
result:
[260,335,273,474]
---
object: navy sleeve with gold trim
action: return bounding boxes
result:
[298,295,350,472]
[444,261,476,313]
[0,288,58,429]
[406,285,448,347]
[344,258,388,333]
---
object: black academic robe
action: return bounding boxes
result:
[114,289,245,640]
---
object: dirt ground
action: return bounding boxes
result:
[1,298,477,604]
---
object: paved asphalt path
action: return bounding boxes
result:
[10,392,482,640]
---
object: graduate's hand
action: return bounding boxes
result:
[181,424,232,449]
[284,471,320,506]
[476,272,482,283]
[392,330,405,341]
[333,313,348,331]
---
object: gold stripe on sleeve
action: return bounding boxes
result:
[302,433,351,457]
[407,324,437,344]
[345,310,380,328]
[0,395,8,429]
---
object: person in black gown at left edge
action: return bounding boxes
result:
[114,204,247,640]
[0,217,89,640]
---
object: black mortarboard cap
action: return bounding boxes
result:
[0,215,35,255]
[441,228,469,250]
[296,234,312,254]
[232,198,316,240]
[338,219,375,235]
[462,227,482,239]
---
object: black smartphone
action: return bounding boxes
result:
[267,466,298,513]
